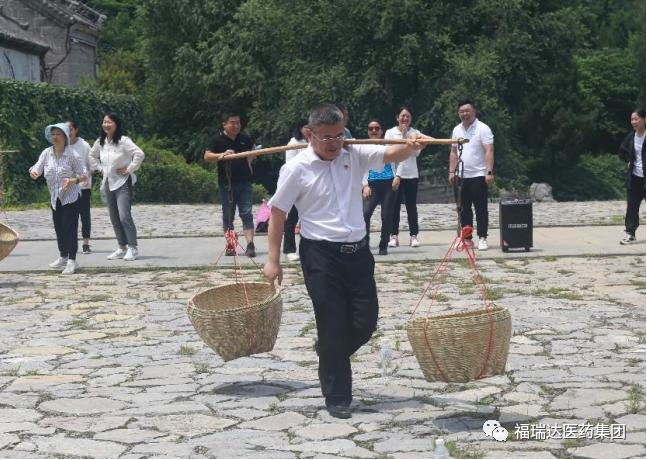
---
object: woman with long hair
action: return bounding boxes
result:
[619,108,646,244]
[386,106,426,248]
[89,113,145,261]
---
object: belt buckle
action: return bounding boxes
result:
[340,244,355,254]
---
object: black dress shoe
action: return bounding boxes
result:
[326,404,351,419]
[378,247,388,255]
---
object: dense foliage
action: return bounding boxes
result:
[0,79,142,204]
[7,0,646,202]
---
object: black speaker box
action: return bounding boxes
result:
[499,199,533,252]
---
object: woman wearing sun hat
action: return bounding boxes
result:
[29,123,87,275]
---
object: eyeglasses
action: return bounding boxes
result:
[311,133,346,144]
[367,126,382,131]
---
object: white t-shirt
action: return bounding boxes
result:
[269,144,385,242]
[633,132,645,177]
[69,137,92,189]
[385,126,422,178]
[285,137,308,163]
[451,118,494,178]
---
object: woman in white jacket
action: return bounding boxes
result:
[385,106,425,248]
[89,113,145,261]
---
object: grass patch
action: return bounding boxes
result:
[70,318,89,328]
[562,438,586,449]
[485,287,505,301]
[626,385,644,414]
[531,287,583,300]
[557,269,574,275]
[194,362,210,374]
[86,294,111,302]
[179,345,197,356]
[299,322,317,337]
[445,440,484,459]
[630,279,646,290]
[543,256,557,262]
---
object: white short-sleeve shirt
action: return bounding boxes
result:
[385,126,422,178]
[451,118,494,178]
[269,144,385,242]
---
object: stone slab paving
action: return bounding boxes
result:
[0,251,644,458]
[3,200,645,240]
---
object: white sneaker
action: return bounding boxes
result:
[61,259,77,275]
[410,235,420,247]
[388,235,399,248]
[123,246,138,261]
[286,252,300,262]
[620,232,636,245]
[48,256,68,268]
[477,237,488,250]
[107,248,126,260]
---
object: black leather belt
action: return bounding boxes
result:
[302,237,368,254]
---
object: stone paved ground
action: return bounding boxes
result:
[4,200,645,240]
[0,257,644,458]
[0,201,645,459]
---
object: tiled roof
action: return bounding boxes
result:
[0,13,49,53]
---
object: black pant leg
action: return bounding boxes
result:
[472,176,489,238]
[460,178,475,231]
[79,189,91,239]
[363,183,380,246]
[625,174,646,235]
[402,178,419,235]
[391,187,402,236]
[283,206,299,253]
[52,201,66,257]
[376,181,396,249]
[63,199,80,260]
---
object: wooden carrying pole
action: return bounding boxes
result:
[210,138,469,161]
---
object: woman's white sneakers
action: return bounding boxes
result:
[107,247,138,260]
[107,248,126,260]
[49,256,68,268]
[62,259,77,275]
[124,247,138,261]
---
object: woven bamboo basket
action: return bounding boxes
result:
[0,223,18,261]
[407,306,511,383]
[187,282,282,361]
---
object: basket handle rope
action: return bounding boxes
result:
[408,225,497,381]
[204,229,271,354]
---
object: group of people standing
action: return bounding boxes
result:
[29,113,145,274]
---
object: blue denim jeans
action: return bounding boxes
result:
[219,181,253,231]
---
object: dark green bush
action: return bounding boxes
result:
[0,79,142,204]
[552,154,626,201]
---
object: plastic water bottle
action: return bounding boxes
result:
[379,341,393,378]
[434,438,451,459]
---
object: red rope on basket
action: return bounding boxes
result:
[223,230,256,354]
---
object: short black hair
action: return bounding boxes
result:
[457,98,476,109]
[635,108,646,119]
[222,111,241,122]
[396,105,414,118]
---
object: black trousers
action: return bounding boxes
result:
[625,174,646,235]
[391,178,419,236]
[363,180,398,250]
[460,176,489,238]
[299,237,378,407]
[79,188,91,239]
[52,198,80,260]
[283,206,299,254]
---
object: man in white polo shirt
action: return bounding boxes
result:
[264,103,426,419]
[448,98,495,250]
